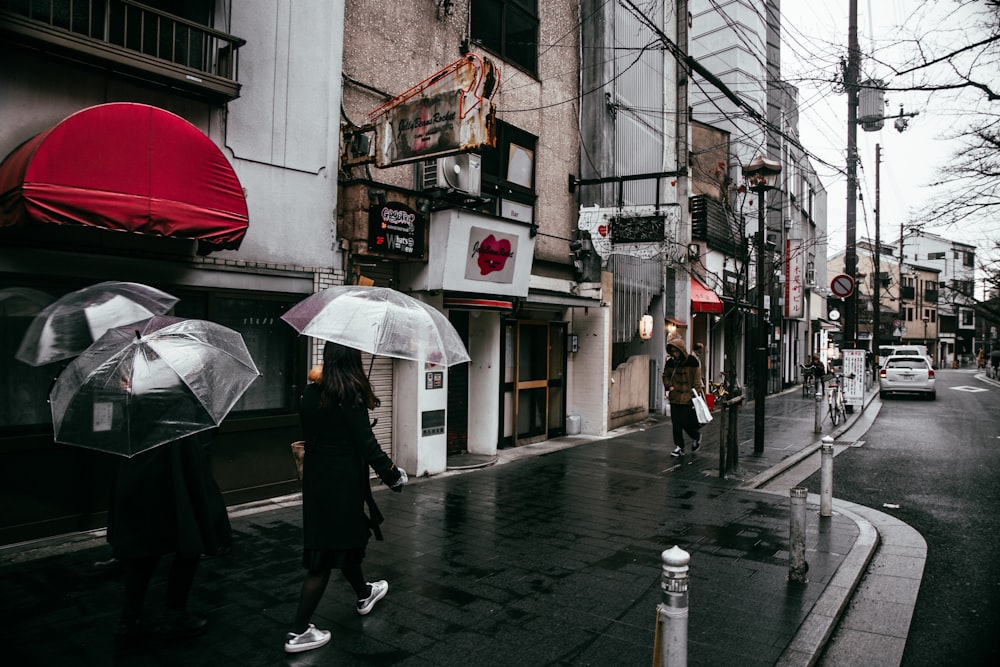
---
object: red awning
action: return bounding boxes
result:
[691,277,723,314]
[0,103,248,254]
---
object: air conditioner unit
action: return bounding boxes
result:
[805,268,816,286]
[422,153,481,196]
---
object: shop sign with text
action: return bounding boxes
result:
[465,226,517,284]
[368,202,424,258]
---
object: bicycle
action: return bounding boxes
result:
[709,371,738,403]
[800,366,818,397]
[826,373,850,426]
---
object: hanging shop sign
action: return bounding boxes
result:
[784,239,804,318]
[370,55,499,167]
[367,202,424,258]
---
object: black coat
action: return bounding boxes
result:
[298,383,401,551]
[107,431,232,559]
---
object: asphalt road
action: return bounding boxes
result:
[801,368,1000,666]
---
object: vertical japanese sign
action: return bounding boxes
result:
[785,239,803,318]
[842,348,866,407]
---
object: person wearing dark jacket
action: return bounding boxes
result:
[108,428,232,650]
[284,341,406,654]
[663,336,704,457]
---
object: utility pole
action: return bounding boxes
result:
[873,144,881,363]
[843,0,860,352]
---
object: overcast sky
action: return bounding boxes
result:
[780,0,996,289]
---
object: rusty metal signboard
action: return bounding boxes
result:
[371,55,498,167]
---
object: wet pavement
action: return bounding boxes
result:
[1,388,877,666]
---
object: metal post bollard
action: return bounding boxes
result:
[655,545,689,667]
[789,487,809,583]
[820,437,834,517]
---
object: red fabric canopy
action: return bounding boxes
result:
[0,103,248,253]
[691,277,723,314]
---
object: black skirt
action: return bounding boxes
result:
[302,545,366,571]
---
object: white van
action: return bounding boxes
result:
[878,344,931,368]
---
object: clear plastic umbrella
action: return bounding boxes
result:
[280,285,471,367]
[16,281,179,366]
[0,287,54,317]
[49,316,260,458]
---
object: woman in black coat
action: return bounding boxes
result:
[285,341,406,654]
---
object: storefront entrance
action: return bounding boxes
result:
[500,318,567,447]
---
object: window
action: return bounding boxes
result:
[0,279,304,432]
[927,252,945,260]
[173,290,305,415]
[471,0,539,75]
[906,307,914,321]
[963,251,975,267]
[476,121,537,220]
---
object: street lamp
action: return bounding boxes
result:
[745,156,782,454]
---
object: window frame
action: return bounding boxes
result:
[470,0,540,76]
[476,120,538,219]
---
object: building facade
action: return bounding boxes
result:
[689,0,828,395]
[900,231,977,366]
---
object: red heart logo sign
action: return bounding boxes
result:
[476,234,513,275]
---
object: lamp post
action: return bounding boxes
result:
[745,156,782,454]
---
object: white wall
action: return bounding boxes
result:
[570,306,612,435]
[226,0,344,270]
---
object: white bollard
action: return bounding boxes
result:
[655,545,689,667]
[820,438,834,517]
[789,487,809,583]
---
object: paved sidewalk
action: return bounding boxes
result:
[0,388,884,666]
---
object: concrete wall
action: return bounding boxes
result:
[609,354,650,429]
[570,306,612,435]
[227,0,344,270]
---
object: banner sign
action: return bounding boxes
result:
[785,239,804,318]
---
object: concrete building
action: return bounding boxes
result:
[0,0,348,545]
[578,0,691,423]
[828,241,940,365]
[336,0,604,475]
[900,230,977,365]
[0,0,613,545]
[689,0,828,395]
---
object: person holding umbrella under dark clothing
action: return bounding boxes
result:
[109,428,232,651]
[284,341,407,654]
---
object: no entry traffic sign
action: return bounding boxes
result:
[830,273,855,298]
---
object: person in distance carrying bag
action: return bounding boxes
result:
[663,335,705,457]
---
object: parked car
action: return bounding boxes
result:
[878,345,931,368]
[879,355,936,400]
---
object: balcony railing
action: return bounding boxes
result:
[1,0,245,101]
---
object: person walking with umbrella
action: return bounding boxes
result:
[110,428,232,650]
[284,341,407,654]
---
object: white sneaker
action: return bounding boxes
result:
[284,624,331,653]
[357,580,388,615]
[671,446,683,457]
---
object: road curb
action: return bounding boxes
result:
[773,498,880,666]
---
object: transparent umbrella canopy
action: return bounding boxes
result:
[16,281,179,367]
[49,316,260,458]
[280,285,470,367]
